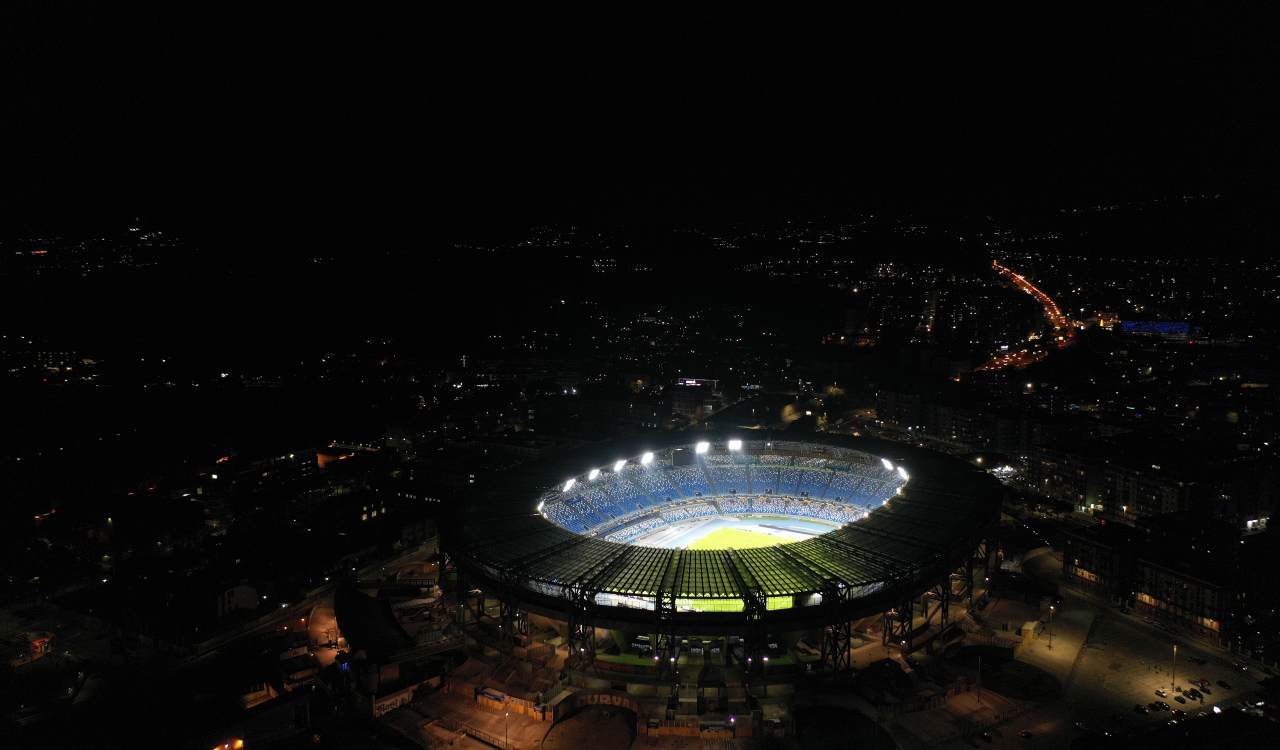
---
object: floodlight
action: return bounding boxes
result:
[563,478,576,492]
[897,466,909,481]
[727,439,743,451]
[537,500,545,513]
[880,458,894,471]
[640,451,654,465]
[695,441,710,454]
[613,459,626,472]
[588,468,600,481]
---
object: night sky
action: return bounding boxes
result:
[2,7,1275,352]
[4,14,1280,747]
[4,7,1274,235]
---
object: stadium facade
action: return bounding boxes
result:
[450,432,1003,679]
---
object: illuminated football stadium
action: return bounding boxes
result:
[451,432,1002,679]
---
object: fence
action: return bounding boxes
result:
[434,716,514,750]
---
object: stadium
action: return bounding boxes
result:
[451,432,1003,684]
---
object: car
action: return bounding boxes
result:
[1156,701,1171,711]
[979,731,993,742]
[1218,680,1232,689]
[1186,689,1202,700]
[1020,729,1034,738]
[1074,721,1087,730]
[1149,701,1163,711]
[1175,695,1187,704]
[1201,686,1212,695]
[1172,709,1187,718]
[1134,704,1150,714]
[1155,689,1169,698]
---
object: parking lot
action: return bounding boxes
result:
[1063,609,1262,731]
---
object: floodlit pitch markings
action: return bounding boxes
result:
[685,527,779,550]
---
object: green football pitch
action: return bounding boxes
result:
[685,526,779,550]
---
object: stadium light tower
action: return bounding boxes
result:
[881,458,894,471]
[588,468,600,481]
[613,459,627,472]
[640,451,654,465]
[727,439,743,451]
[563,478,576,492]
[695,441,710,454]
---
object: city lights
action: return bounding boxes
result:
[13,93,1274,748]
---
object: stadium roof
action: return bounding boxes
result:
[452,432,1002,628]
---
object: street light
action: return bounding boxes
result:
[1171,643,1177,691]
[504,711,509,749]
[1048,605,1055,650]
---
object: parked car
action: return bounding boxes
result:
[1155,689,1169,698]
[1175,695,1187,704]
[1020,729,1034,738]
[1156,701,1171,711]
[1134,704,1150,714]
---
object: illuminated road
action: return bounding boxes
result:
[976,261,1075,372]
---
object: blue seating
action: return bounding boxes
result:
[538,452,902,536]
[666,466,711,497]
[795,469,832,498]
[705,464,749,494]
